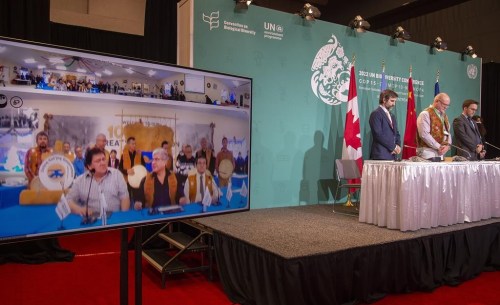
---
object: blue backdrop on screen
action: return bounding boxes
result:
[190,0,482,208]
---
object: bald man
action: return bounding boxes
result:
[416,93,452,160]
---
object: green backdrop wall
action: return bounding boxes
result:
[191,0,481,209]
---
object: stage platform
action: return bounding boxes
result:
[196,204,500,305]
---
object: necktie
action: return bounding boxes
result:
[199,175,204,198]
[387,113,393,129]
[469,118,482,141]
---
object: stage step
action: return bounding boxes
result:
[159,232,209,251]
[141,220,214,288]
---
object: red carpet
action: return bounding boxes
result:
[1,229,233,305]
[1,229,499,305]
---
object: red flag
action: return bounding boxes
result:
[342,65,363,181]
[402,77,417,159]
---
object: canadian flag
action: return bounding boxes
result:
[342,65,363,180]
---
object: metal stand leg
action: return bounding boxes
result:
[135,227,143,305]
[120,229,128,305]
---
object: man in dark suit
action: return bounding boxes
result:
[108,149,119,168]
[453,99,485,160]
[369,89,401,160]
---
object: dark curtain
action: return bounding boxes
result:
[0,0,50,42]
[213,224,500,305]
[481,63,500,158]
[0,0,177,64]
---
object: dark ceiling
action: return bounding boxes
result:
[253,0,471,29]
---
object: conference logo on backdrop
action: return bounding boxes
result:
[263,22,284,40]
[310,35,350,106]
[202,11,220,30]
[467,64,478,79]
[202,11,256,36]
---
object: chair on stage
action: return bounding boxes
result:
[333,159,361,215]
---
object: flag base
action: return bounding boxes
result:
[344,193,355,207]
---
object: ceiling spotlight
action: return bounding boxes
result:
[297,3,321,21]
[392,26,410,43]
[462,45,477,59]
[431,37,447,52]
[235,0,252,10]
[349,15,370,33]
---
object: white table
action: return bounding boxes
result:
[359,160,500,231]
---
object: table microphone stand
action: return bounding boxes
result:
[81,170,97,225]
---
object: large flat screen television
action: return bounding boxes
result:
[0,37,252,242]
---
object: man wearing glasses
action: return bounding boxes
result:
[134,148,185,209]
[452,99,485,160]
[416,93,452,160]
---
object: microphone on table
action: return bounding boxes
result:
[403,144,417,150]
[402,145,430,162]
[445,143,471,160]
[484,141,500,152]
[81,169,97,225]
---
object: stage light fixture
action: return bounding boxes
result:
[349,15,370,33]
[462,45,477,59]
[431,37,447,52]
[297,3,321,21]
[235,0,252,10]
[392,26,410,43]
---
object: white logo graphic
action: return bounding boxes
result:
[311,35,350,106]
[39,154,75,190]
[467,64,478,79]
[202,11,220,30]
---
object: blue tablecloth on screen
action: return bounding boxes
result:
[0,185,26,209]
[0,185,248,239]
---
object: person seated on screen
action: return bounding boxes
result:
[195,137,216,175]
[183,156,219,204]
[215,136,235,187]
[235,151,245,174]
[63,141,75,162]
[108,149,119,169]
[73,145,85,177]
[119,136,146,201]
[67,147,130,215]
[205,94,213,105]
[24,131,53,186]
[133,148,186,210]
[87,133,110,163]
[161,140,173,170]
[175,144,196,189]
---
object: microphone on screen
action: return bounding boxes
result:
[81,169,97,225]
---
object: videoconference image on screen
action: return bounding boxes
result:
[0,37,252,242]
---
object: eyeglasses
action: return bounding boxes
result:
[468,107,478,112]
[439,100,450,108]
[152,158,166,162]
